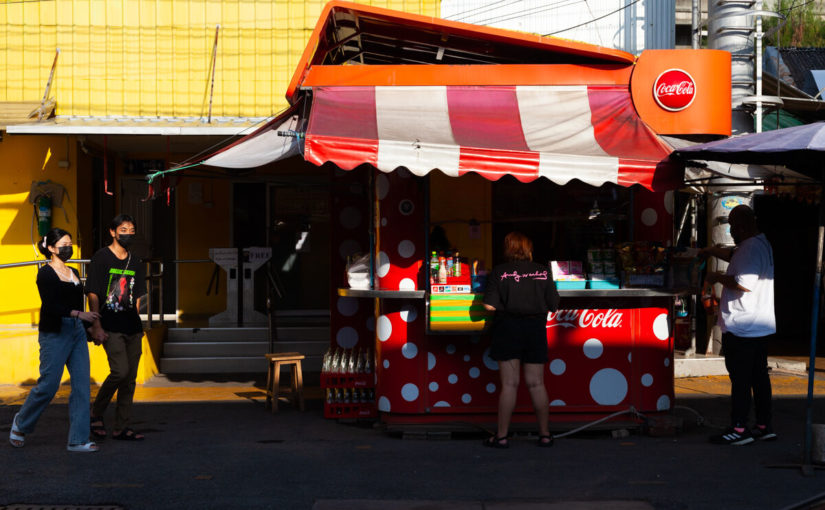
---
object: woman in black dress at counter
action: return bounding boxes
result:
[483,232,560,448]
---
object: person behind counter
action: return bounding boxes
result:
[482,232,560,448]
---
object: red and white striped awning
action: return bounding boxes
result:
[305,85,680,191]
[203,85,680,191]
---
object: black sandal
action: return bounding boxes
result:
[537,434,554,447]
[90,417,106,439]
[483,435,509,449]
[112,428,144,441]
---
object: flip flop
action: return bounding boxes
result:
[90,417,107,439]
[482,435,509,449]
[112,428,144,441]
[9,412,24,448]
[537,434,554,448]
[67,441,99,453]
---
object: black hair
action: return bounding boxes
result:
[109,213,136,232]
[38,227,71,258]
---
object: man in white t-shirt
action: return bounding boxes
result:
[703,205,776,446]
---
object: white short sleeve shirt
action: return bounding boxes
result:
[719,233,776,337]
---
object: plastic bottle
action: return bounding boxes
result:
[446,252,454,277]
[438,256,447,284]
[454,251,461,276]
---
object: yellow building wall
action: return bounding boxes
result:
[0,0,439,118]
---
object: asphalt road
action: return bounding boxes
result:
[2,393,824,510]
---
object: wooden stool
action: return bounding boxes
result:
[265,352,305,412]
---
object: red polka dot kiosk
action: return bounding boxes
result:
[203,1,733,429]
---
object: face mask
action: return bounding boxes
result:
[56,246,73,261]
[117,234,135,249]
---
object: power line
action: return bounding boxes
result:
[468,0,585,27]
[449,0,577,23]
[543,0,642,36]
[443,0,510,20]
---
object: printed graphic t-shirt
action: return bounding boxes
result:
[483,260,560,318]
[86,247,146,334]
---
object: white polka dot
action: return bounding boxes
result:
[378,396,391,412]
[434,401,450,407]
[483,348,499,371]
[383,359,390,369]
[664,357,670,367]
[549,359,566,375]
[336,327,358,348]
[339,206,362,229]
[448,374,458,384]
[653,313,670,340]
[486,383,496,393]
[377,315,392,342]
[400,305,418,322]
[338,240,361,260]
[463,355,470,362]
[376,174,390,200]
[641,208,658,227]
[446,344,456,355]
[550,399,566,406]
[381,217,387,227]
[401,383,419,402]
[398,278,416,291]
[657,395,671,411]
[429,382,439,392]
[402,342,418,359]
[377,251,390,277]
[469,367,480,378]
[398,240,416,259]
[589,368,628,405]
[428,352,436,371]
[664,191,674,215]
[583,338,603,359]
[366,316,375,332]
[336,297,358,317]
[641,373,653,387]
[461,394,472,404]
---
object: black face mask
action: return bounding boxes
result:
[117,234,135,249]
[56,246,73,261]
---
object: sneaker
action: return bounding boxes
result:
[751,425,777,441]
[709,427,754,446]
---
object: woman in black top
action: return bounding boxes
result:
[483,232,560,448]
[8,228,100,452]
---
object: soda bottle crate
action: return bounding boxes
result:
[321,372,374,388]
[324,403,377,419]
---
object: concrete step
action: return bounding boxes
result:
[162,340,329,358]
[160,355,323,374]
[166,326,328,343]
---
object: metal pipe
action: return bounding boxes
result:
[804,181,825,469]
[691,0,701,49]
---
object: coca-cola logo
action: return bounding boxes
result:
[653,69,696,112]
[547,309,624,329]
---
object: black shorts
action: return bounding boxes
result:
[489,315,548,364]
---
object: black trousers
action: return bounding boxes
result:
[722,332,773,427]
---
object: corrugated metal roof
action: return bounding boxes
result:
[778,47,825,96]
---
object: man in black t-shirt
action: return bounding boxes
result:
[87,214,146,442]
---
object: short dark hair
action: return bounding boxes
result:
[38,227,71,258]
[503,231,533,262]
[109,214,136,232]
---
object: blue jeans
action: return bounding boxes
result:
[15,317,91,445]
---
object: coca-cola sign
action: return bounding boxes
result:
[547,309,624,329]
[653,69,696,112]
